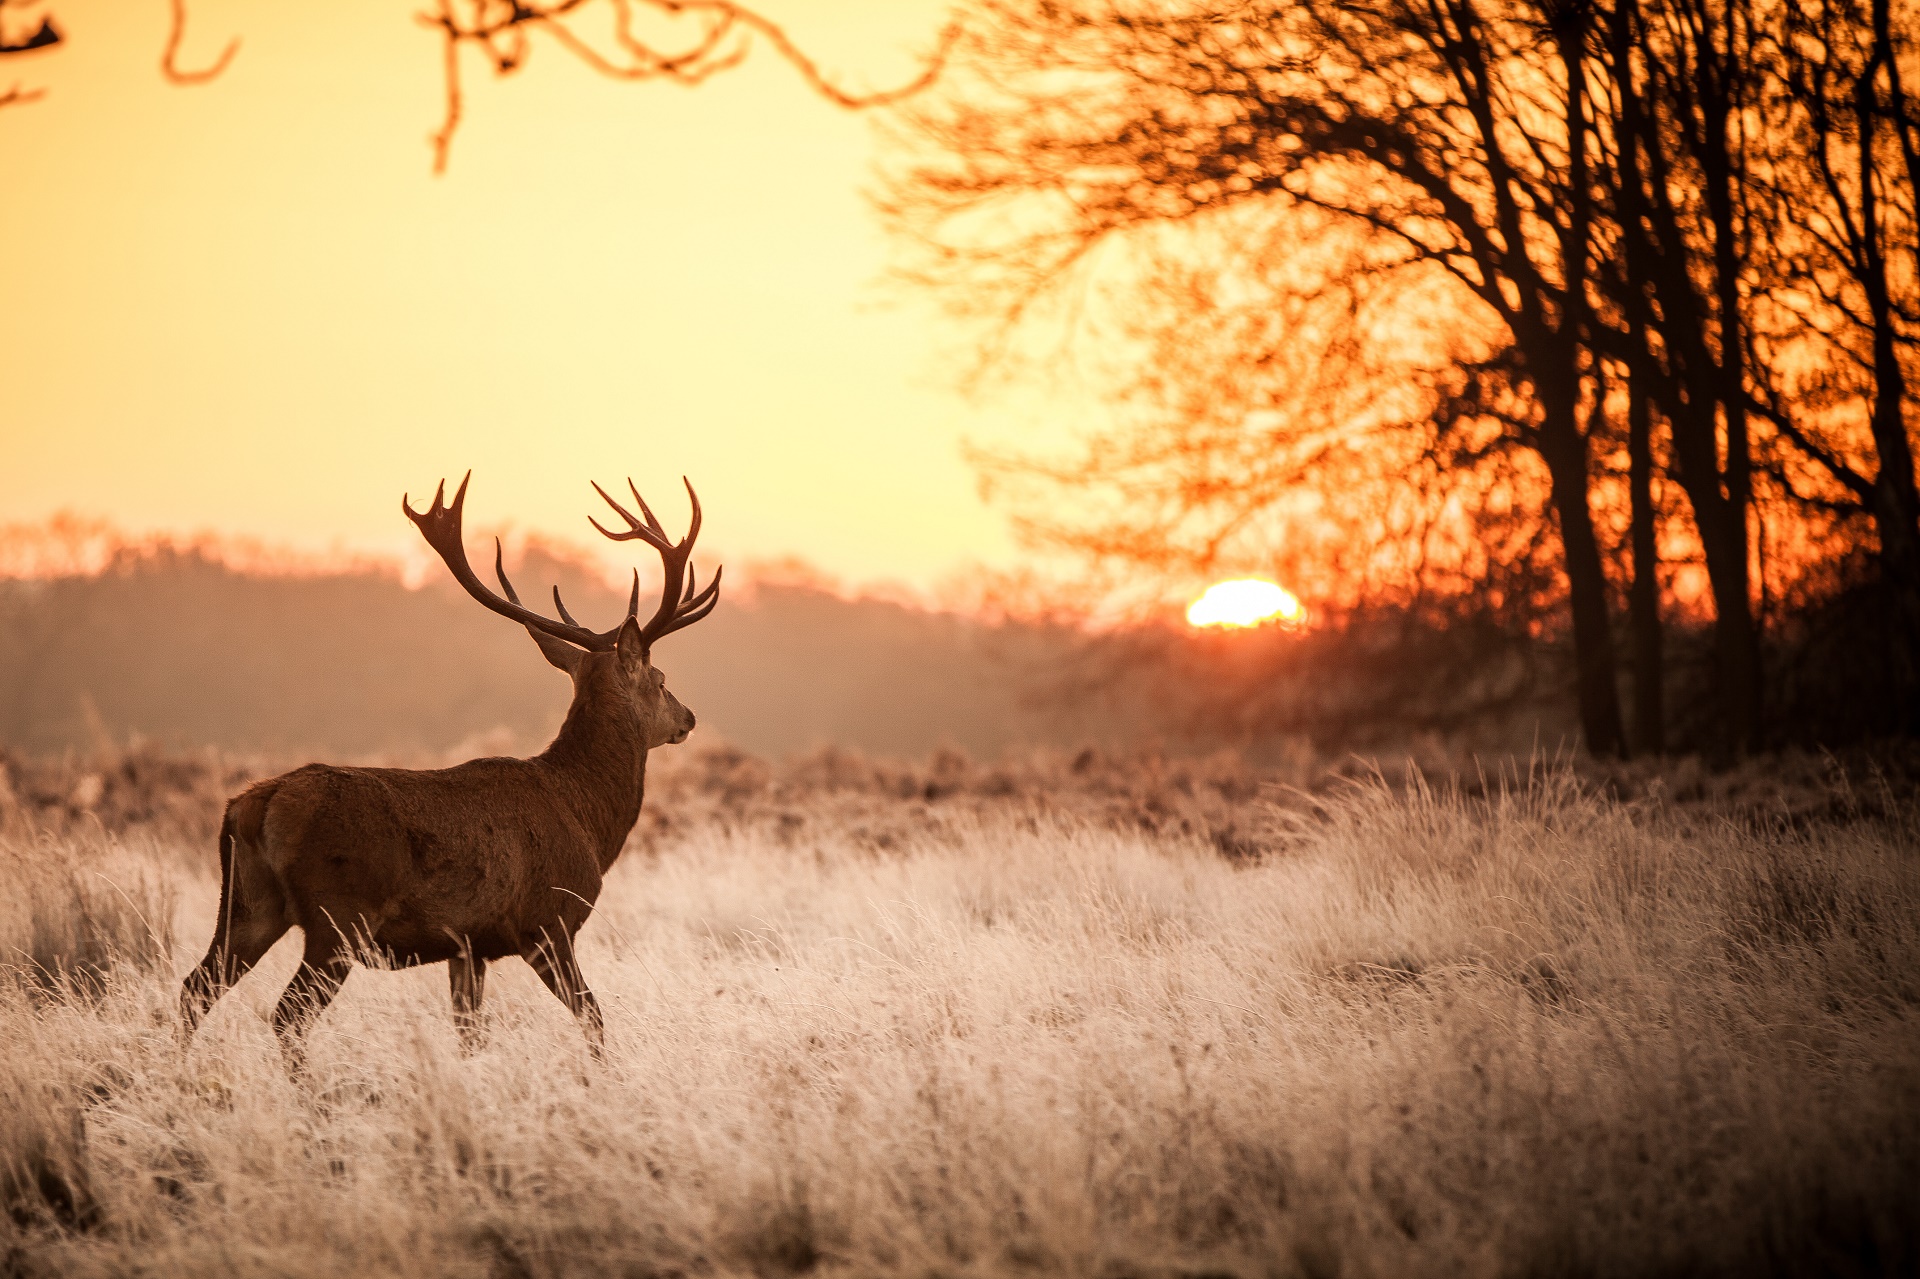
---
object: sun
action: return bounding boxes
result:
[1186,578,1304,629]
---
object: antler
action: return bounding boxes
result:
[403,473,638,652]
[588,477,723,650]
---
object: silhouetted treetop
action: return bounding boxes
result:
[880,0,1920,756]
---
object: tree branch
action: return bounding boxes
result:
[161,0,239,85]
[424,0,956,173]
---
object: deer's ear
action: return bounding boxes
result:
[526,627,585,677]
[615,616,648,674]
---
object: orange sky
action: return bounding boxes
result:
[0,0,1070,594]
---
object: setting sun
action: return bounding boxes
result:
[1185,578,1303,629]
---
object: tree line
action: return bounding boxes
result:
[0,531,1166,760]
[880,0,1920,756]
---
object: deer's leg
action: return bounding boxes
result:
[180,925,285,1038]
[449,953,488,1050]
[526,931,604,1055]
[271,930,354,1068]
[180,900,291,1041]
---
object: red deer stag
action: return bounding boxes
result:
[179,473,719,1058]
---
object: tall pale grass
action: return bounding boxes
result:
[2,765,1916,1277]
[0,829,175,999]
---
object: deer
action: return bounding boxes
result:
[179,472,719,1060]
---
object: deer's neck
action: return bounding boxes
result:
[539,671,646,871]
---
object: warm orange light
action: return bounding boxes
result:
[1186,578,1303,629]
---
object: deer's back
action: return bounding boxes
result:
[228,757,607,965]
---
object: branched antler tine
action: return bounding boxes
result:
[680,590,720,628]
[492,538,524,605]
[587,513,633,542]
[622,482,691,642]
[589,480,643,534]
[613,477,717,649]
[680,477,701,547]
[627,479,669,541]
[680,565,722,615]
[590,481,672,551]
[552,586,581,628]
[403,472,619,652]
[654,565,722,640]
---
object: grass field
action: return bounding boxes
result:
[3,746,1918,1277]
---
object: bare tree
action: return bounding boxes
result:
[966,215,1559,624]
[1593,0,1770,749]
[1589,0,1920,745]
[1748,0,1920,615]
[880,0,1632,754]
[883,0,1920,755]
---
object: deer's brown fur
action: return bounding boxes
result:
[180,476,715,1057]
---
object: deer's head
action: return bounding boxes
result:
[404,473,720,751]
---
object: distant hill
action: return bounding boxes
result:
[0,543,1145,760]
[0,525,1601,763]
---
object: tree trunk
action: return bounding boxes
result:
[1867,336,1920,625]
[1862,0,1920,622]
[1628,363,1665,754]
[1698,503,1763,753]
[1665,398,1764,752]
[1538,375,1627,758]
[1623,0,1765,754]
[1539,7,1625,759]
[1610,0,1664,755]
[1698,12,1765,753]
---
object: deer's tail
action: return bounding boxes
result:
[210,804,238,948]
[212,780,285,946]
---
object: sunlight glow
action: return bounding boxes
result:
[0,0,1014,593]
[1186,578,1303,629]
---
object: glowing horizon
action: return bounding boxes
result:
[1186,579,1303,629]
[0,503,962,611]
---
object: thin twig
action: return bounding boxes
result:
[423,0,956,173]
[161,0,240,85]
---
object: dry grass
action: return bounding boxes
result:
[0,831,175,1001]
[2,751,1918,1278]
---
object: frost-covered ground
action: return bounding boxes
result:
[4,748,1917,1277]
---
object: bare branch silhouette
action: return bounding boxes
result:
[3,1,951,169]
[0,0,58,105]
[422,0,958,172]
[160,0,239,85]
[0,9,58,54]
